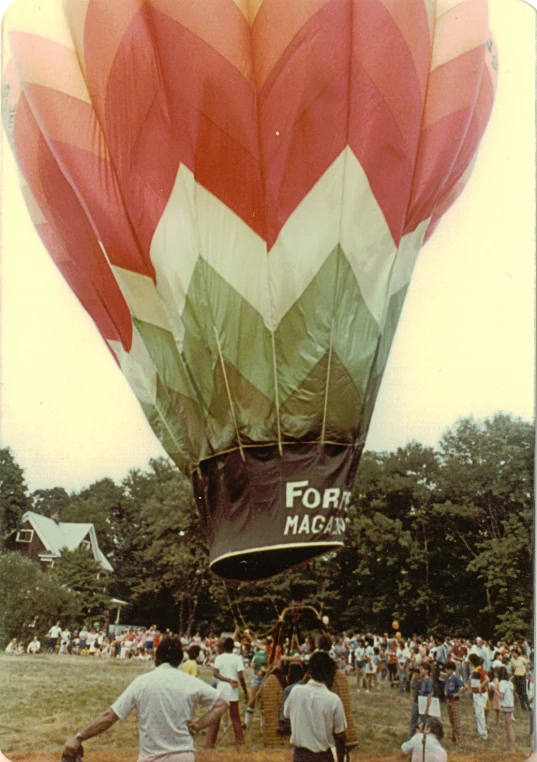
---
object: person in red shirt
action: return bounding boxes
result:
[468,654,489,740]
[450,639,468,678]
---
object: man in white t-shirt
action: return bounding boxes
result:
[205,637,248,748]
[61,636,227,762]
[47,622,62,653]
[398,717,447,762]
[284,651,346,762]
[28,636,41,654]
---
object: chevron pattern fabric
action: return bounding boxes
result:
[2,0,497,579]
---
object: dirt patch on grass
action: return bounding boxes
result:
[5,754,526,762]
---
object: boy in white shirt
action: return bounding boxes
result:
[205,637,248,748]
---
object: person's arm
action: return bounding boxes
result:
[213,668,239,688]
[396,739,414,759]
[63,708,119,756]
[334,731,346,762]
[188,696,228,735]
[424,680,433,714]
[424,693,431,715]
[238,669,249,703]
[454,676,467,698]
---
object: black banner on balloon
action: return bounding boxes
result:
[192,443,363,581]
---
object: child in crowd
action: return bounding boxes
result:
[181,644,201,677]
[493,666,516,752]
[491,666,502,728]
[444,660,467,748]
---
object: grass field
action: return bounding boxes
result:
[0,655,530,761]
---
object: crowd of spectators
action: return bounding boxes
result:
[4,624,224,660]
[5,623,534,753]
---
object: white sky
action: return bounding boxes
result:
[0,0,535,493]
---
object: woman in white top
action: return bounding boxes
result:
[354,639,367,692]
[494,666,516,751]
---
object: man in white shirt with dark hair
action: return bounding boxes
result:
[62,636,227,762]
[284,651,346,762]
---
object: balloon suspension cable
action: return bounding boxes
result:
[270,329,283,457]
[320,321,335,447]
[213,326,245,462]
[223,582,241,633]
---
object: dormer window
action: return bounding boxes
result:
[16,529,34,543]
[81,540,91,551]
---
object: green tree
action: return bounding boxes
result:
[0,448,33,542]
[0,551,78,646]
[32,486,71,517]
[52,546,112,624]
[66,478,125,559]
[219,560,340,639]
[342,443,485,635]
[435,413,534,638]
[134,465,211,636]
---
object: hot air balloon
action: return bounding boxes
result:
[2,0,497,581]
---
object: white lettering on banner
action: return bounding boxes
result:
[286,481,309,508]
[298,515,310,534]
[322,488,340,508]
[283,514,347,536]
[340,491,352,510]
[284,515,299,534]
[312,515,324,532]
[302,488,321,509]
[285,481,352,511]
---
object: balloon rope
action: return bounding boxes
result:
[270,329,283,457]
[213,326,245,462]
[320,326,334,446]
[223,582,241,632]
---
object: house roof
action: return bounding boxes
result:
[22,511,113,572]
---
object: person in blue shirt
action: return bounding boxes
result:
[408,663,434,740]
[444,660,467,748]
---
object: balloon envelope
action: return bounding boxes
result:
[2,0,497,580]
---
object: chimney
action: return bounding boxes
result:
[50,509,61,525]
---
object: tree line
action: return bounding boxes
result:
[0,412,533,645]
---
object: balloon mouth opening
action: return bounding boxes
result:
[209,543,341,582]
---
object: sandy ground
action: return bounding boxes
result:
[4,754,525,762]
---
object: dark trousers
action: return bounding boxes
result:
[205,700,244,747]
[514,675,529,710]
[408,703,431,740]
[294,747,334,762]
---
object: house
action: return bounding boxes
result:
[6,510,113,572]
